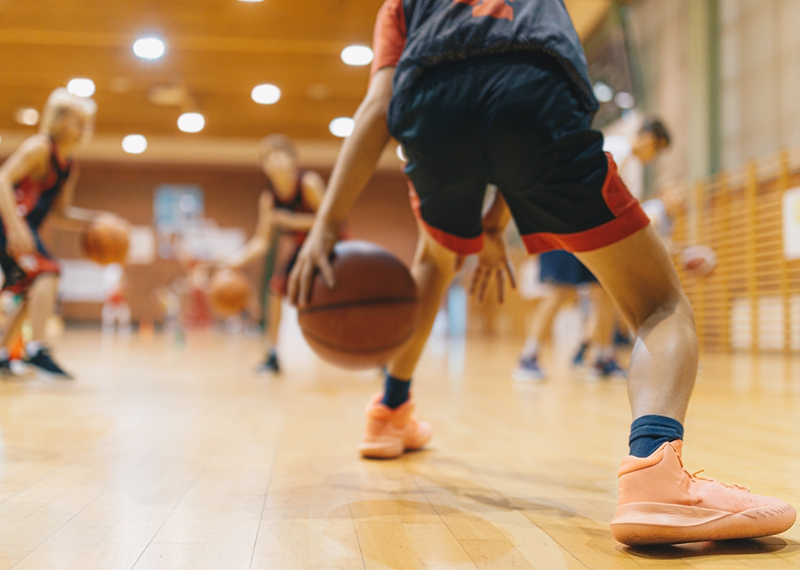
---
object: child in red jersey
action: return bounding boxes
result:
[225,135,325,374]
[289,0,795,546]
[0,88,128,378]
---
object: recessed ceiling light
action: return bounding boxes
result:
[178,112,205,133]
[15,108,39,126]
[593,81,614,103]
[133,36,166,60]
[329,117,355,138]
[251,84,281,105]
[341,45,374,66]
[67,78,96,98]
[614,91,635,109]
[122,134,148,154]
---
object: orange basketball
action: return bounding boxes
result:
[208,269,252,317]
[297,241,420,370]
[82,220,129,265]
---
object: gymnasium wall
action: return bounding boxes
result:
[45,162,417,323]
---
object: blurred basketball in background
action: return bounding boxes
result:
[298,241,420,370]
[681,245,717,278]
[82,219,130,265]
[208,269,251,317]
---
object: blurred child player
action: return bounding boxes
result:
[0,88,127,378]
[515,118,672,381]
[225,135,324,373]
[289,0,795,545]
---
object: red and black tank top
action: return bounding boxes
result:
[13,138,72,230]
[265,170,314,244]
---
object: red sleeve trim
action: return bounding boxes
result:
[371,0,407,76]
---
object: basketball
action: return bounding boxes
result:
[680,245,717,278]
[297,241,420,370]
[82,219,129,265]
[208,269,251,317]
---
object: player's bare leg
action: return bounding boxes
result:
[577,225,794,544]
[258,292,283,374]
[360,224,454,459]
[514,285,571,381]
[585,285,626,378]
[25,274,72,378]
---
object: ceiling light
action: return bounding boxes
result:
[122,134,148,154]
[15,108,39,126]
[67,78,96,98]
[133,37,166,60]
[251,84,281,105]
[396,145,406,162]
[341,45,374,66]
[614,91,635,109]
[178,112,205,133]
[593,81,614,103]
[329,117,355,138]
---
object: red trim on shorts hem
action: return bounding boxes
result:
[521,153,650,254]
[408,182,483,255]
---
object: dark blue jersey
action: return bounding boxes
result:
[374,0,598,128]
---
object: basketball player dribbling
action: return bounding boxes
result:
[0,88,128,378]
[289,0,795,545]
[225,135,325,374]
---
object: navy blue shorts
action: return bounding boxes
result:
[539,250,597,285]
[0,221,60,293]
[389,53,648,255]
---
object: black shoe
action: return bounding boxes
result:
[25,347,73,379]
[257,352,280,374]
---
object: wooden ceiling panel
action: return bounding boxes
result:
[0,0,610,147]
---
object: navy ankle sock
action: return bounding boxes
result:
[381,374,410,409]
[629,415,684,458]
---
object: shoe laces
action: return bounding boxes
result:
[679,463,750,492]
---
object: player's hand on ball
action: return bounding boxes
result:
[470,229,516,304]
[288,218,339,307]
[7,221,37,258]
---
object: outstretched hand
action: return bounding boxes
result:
[287,219,340,307]
[469,230,516,304]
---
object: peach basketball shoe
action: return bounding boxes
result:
[611,440,796,545]
[358,393,432,459]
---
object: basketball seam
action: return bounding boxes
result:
[297,296,418,315]
[300,328,413,353]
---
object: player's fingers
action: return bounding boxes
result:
[505,258,517,289]
[478,269,491,303]
[287,263,300,306]
[298,263,313,308]
[469,267,482,296]
[496,269,505,304]
[318,254,336,290]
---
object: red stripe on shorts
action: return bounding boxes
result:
[520,153,650,254]
[408,181,484,255]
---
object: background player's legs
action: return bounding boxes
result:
[515,286,571,380]
[386,223,458,382]
[584,285,626,377]
[25,274,72,377]
[28,274,58,347]
[258,292,283,374]
[576,225,697,425]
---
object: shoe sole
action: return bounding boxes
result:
[611,502,797,545]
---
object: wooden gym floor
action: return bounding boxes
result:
[0,325,798,569]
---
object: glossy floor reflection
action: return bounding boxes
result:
[0,329,797,569]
